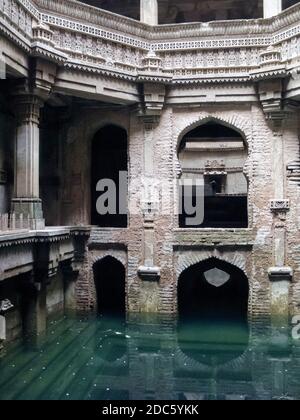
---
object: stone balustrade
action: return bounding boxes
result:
[0,213,31,232]
[1,0,300,85]
[0,226,90,281]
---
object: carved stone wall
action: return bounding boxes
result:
[63,103,288,316]
[2,1,300,87]
[1,0,300,320]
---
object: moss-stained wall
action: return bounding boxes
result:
[46,270,65,316]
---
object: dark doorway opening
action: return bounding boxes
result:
[179,189,248,228]
[93,257,126,316]
[178,258,249,322]
[178,121,248,228]
[91,125,128,227]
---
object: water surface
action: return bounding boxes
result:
[0,314,299,400]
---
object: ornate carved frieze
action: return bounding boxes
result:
[2,0,300,86]
[270,199,290,213]
[33,0,300,41]
[204,160,227,176]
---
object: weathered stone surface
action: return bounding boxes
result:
[0,1,300,342]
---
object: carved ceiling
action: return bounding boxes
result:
[79,0,300,23]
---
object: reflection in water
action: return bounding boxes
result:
[177,318,249,367]
[0,314,300,400]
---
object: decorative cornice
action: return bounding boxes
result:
[32,0,300,41]
[2,0,300,87]
[0,227,91,248]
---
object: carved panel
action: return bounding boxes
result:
[1,1,300,85]
[270,199,290,212]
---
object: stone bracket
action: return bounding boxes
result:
[268,266,293,282]
[139,82,166,124]
[138,266,160,282]
[270,199,290,213]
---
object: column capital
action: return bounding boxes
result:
[11,93,43,126]
[257,79,296,130]
[10,80,48,124]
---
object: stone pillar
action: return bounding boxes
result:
[138,117,160,313]
[0,299,14,347]
[269,267,293,326]
[259,78,293,324]
[11,92,44,229]
[23,282,47,337]
[0,315,5,356]
[0,315,5,341]
[140,0,158,25]
[268,112,292,326]
[263,0,282,18]
[63,268,78,312]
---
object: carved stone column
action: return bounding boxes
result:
[11,90,45,229]
[138,116,160,312]
[263,0,282,18]
[264,107,292,326]
[140,0,158,25]
[258,77,294,324]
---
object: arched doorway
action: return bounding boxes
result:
[93,256,126,316]
[178,258,249,322]
[91,125,128,227]
[178,121,248,228]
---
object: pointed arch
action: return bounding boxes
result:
[177,257,249,320]
[177,115,249,228]
[93,255,126,316]
[91,253,126,269]
[176,251,248,279]
[176,114,251,155]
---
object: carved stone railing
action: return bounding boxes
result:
[0,213,31,232]
[0,0,39,50]
[33,0,300,40]
[1,0,300,84]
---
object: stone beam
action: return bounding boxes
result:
[263,0,282,18]
[54,71,140,105]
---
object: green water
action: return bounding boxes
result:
[0,314,300,400]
